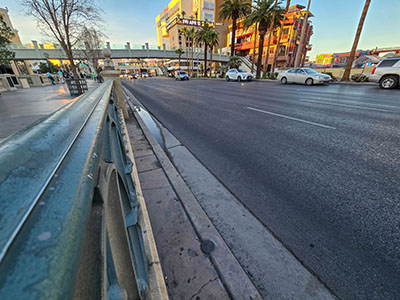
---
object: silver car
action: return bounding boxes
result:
[175,71,189,81]
[278,68,331,85]
[369,57,400,89]
[226,69,253,81]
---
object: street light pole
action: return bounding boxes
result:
[294,0,311,68]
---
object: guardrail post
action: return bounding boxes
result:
[100,49,129,119]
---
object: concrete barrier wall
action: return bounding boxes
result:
[313,66,375,79]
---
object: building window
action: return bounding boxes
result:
[283,28,289,35]
[204,12,214,21]
[278,45,286,56]
[203,1,215,10]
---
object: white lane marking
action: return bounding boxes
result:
[246,107,336,130]
[299,99,390,112]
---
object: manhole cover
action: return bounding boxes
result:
[200,239,215,254]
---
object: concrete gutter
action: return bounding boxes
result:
[123,88,263,300]
[118,109,169,300]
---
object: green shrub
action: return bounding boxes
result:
[351,73,369,82]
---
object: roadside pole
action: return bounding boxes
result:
[294,0,311,68]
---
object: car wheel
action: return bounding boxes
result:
[226,76,230,81]
[380,75,398,89]
[238,76,242,82]
[186,77,189,80]
[281,77,287,84]
[305,78,314,86]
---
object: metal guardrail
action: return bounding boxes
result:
[0,81,150,299]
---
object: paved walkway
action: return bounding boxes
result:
[0,81,99,141]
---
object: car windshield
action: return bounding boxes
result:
[238,69,247,73]
[304,69,319,75]
[179,72,186,75]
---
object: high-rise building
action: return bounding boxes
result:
[155,0,229,50]
[0,7,22,45]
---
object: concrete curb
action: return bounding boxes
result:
[329,81,376,86]
[124,88,263,300]
[118,109,169,300]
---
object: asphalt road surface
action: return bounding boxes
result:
[123,77,400,300]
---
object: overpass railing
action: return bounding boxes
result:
[0,81,165,299]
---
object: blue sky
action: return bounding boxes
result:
[2,0,400,59]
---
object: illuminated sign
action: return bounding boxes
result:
[166,18,212,31]
[181,19,202,26]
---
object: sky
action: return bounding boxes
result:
[1,0,400,60]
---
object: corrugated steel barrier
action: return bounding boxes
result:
[0,81,151,299]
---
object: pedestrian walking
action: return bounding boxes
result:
[58,70,64,83]
[46,72,55,85]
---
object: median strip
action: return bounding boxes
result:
[246,106,336,129]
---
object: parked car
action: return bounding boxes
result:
[226,69,253,81]
[175,71,189,80]
[369,57,400,89]
[278,68,332,85]
[141,72,149,78]
[128,73,138,79]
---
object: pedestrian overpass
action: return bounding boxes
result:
[11,41,230,63]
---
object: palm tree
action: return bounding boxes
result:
[186,27,196,75]
[228,56,242,69]
[342,0,372,81]
[208,29,220,77]
[294,0,311,67]
[244,0,276,78]
[219,0,251,56]
[272,0,291,72]
[180,27,190,72]
[263,0,285,73]
[175,48,184,70]
[195,22,213,77]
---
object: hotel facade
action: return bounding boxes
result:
[156,0,229,50]
[230,4,314,71]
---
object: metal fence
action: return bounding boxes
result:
[0,81,150,299]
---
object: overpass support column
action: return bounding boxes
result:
[100,49,129,119]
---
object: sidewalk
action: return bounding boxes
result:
[122,88,262,300]
[0,80,99,141]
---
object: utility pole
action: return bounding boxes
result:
[294,0,311,67]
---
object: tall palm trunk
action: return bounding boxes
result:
[209,47,213,77]
[263,0,278,73]
[251,23,258,73]
[231,17,237,56]
[178,55,181,70]
[294,0,311,67]
[204,43,208,77]
[272,0,290,72]
[192,40,194,75]
[342,0,371,81]
[185,37,190,73]
[256,33,266,79]
[251,0,260,73]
